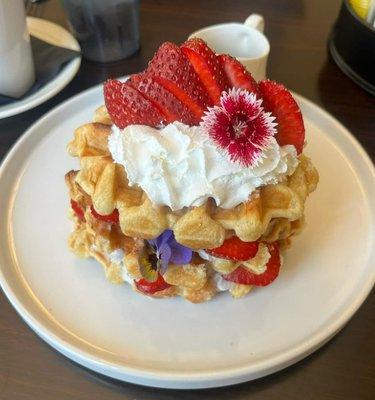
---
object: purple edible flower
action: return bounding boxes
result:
[147,230,193,274]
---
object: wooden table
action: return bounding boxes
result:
[0,0,374,398]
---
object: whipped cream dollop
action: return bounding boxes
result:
[108,121,299,211]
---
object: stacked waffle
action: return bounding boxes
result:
[65,40,318,302]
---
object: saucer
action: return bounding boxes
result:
[0,17,81,119]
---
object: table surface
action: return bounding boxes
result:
[0,0,374,399]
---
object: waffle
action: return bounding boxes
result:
[66,177,253,302]
[65,106,318,302]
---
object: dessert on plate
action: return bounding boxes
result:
[65,39,318,303]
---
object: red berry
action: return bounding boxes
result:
[181,38,229,104]
[258,80,305,153]
[103,79,166,129]
[129,73,199,125]
[223,242,281,286]
[146,42,212,118]
[207,236,259,261]
[90,205,119,224]
[135,273,171,295]
[218,54,258,94]
[70,199,85,221]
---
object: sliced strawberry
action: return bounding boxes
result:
[70,199,85,221]
[146,42,212,118]
[90,205,119,224]
[181,38,229,104]
[223,242,280,286]
[129,73,199,125]
[103,79,166,129]
[218,54,258,93]
[258,80,305,153]
[207,236,259,261]
[135,273,171,295]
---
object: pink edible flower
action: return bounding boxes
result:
[201,88,277,167]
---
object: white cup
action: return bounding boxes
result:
[0,0,35,98]
[188,14,269,82]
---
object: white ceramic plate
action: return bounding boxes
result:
[0,17,81,119]
[0,85,374,389]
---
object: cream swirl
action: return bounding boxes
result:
[108,121,299,211]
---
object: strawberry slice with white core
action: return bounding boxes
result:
[90,206,119,224]
[258,79,305,153]
[146,42,212,119]
[104,79,166,129]
[135,274,171,295]
[223,242,281,286]
[181,38,229,104]
[207,236,259,261]
[129,73,199,125]
[218,54,258,94]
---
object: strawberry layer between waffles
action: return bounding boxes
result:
[65,39,318,303]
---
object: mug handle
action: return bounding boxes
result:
[244,14,264,32]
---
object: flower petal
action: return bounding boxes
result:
[147,229,173,252]
[169,242,193,265]
[147,238,158,249]
[159,244,171,274]
[156,229,173,249]
[139,254,159,282]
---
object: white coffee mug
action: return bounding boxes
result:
[0,0,35,98]
[188,14,269,82]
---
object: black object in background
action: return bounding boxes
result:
[329,0,375,95]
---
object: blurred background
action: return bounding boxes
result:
[2,0,373,159]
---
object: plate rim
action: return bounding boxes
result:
[0,17,81,119]
[0,84,374,389]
